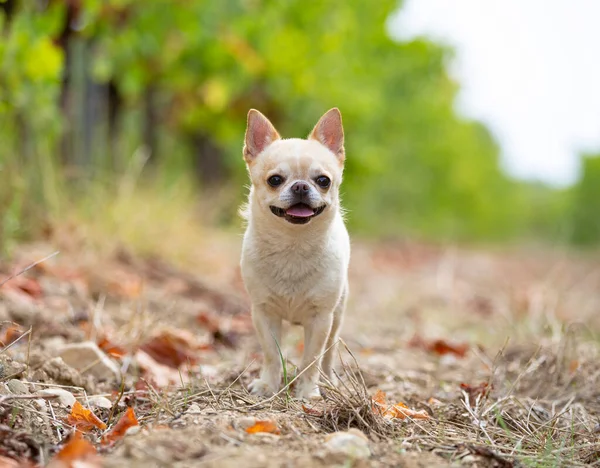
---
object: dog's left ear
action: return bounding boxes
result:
[309,108,344,163]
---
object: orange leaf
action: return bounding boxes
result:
[0,324,24,347]
[66,401,107,431]
[48,431,99,467]
[371,391,429,420]
[371,389,387,414]
[97,336,127,358]
[245,420,280,434]
[107,271,143,298]
[569,360,579,374]
[386,402,430,420]
[102,407,139,446]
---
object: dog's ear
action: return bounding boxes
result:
[309,108,344,163]
[244,109,280,163]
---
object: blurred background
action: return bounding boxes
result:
[1,0,599,255]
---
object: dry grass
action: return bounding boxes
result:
[1,236,599,467]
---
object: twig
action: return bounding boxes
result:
[0,251,59,288]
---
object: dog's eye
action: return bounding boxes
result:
[315,176,331,189]
[267,175,284,187]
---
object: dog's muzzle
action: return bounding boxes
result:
[270,203,326,225]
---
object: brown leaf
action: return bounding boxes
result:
[428,339,469,357]
[101,407,139,446]
[301,404,324,416]
[244,420,280,434]
[140,329,201,368]
[66,401,107,431]
[135,350,189,388]
[48,431,100,468]
[196,311,251,348]
[0,275,43,299]
[460,382,492,404]
[409,335,469,358]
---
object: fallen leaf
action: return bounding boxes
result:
[372,390,430,420]
[0,275,43,299]
[97,336,128,358]
[460,382,492,405]
[102,407,139,446]
[0,324,24,347]
[48,431,100,467]
[107,271,143,298]
[140,329,201,368]
[408,335,469,358]
[302,404,324,416]
[427,397,443,407]
[196,310,251,348]
[569,360,579,374]
[245,420,280,434]
[66,401,107,431]
[135,349,190,388]
[385,402,430,420]
[429,339,469,358]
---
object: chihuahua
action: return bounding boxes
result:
[240,108,350,399]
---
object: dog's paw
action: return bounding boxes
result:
[248,378,276,397]
[295,384,322,401]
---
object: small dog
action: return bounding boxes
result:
[240,108,350,399]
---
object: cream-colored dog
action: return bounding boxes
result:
[240,108,350,399]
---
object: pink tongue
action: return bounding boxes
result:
[285,204,314,218]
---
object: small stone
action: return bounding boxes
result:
[186,403,201,414]
[0,356,27,379]
[56,342,120,382]
[40,388,76,407]
[34,357,89,390]
[33,399,48,411]
[6,379,29,395]
[324,429,371,460]
[88,396,113,409]
[236,416,257,431]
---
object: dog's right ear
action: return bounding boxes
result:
[243,109,281,163]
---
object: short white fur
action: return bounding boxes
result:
[240,108,350,399]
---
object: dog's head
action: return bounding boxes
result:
[243,108,345,226]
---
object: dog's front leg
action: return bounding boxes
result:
[249,307,283,397]
[296,311,334,399]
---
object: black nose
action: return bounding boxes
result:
[291,181,310,194]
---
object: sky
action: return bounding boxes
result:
[389,0,600,186]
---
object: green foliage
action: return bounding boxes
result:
[0,0,591,248]
[571,154,600,246]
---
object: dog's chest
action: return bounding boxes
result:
[256,243,336,296]
[242,234,345,318]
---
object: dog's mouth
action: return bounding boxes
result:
[270,203,326,225]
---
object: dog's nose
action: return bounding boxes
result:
[291,181,310,195]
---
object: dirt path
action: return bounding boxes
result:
[1,239,599,467]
